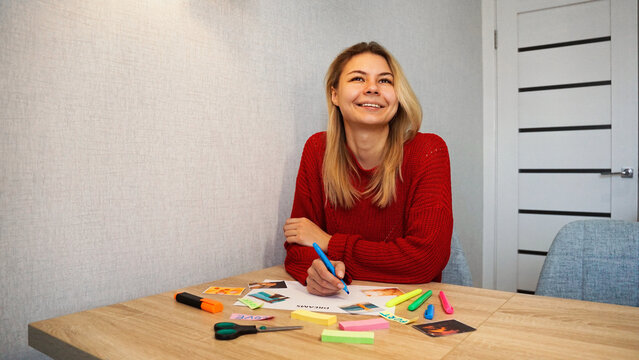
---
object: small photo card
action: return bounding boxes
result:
[412,320,476,337]
[203,286,245,296]
[248,281,288,289]
[249,291,289,303]
[339,302,380,314]
[362,287,404,297]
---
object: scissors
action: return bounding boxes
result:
[213,322,303,340]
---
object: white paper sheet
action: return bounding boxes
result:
[233,280,399,315]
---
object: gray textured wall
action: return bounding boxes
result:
[0,1,482,358]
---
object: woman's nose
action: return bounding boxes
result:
[365,81,379,94]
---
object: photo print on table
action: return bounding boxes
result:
[202,286,245,296]
[249,291,289,303]
[361,287,404,297]
[412,320,476,337]
[248,281,288,289]
[339,302,380,314]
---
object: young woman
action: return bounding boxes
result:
[284,42,453,296]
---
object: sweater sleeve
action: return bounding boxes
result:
[327,135,453,284]
[283,134,350,285]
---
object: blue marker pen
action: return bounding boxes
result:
[312,242,350,294]
[424,304,434,320]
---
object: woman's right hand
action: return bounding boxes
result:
[306,258,347,296]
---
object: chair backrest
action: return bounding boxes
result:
[535,219,639,306]
[441,231,472,286]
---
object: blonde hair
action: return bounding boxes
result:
[323,42,422,209]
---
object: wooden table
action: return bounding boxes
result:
[29,265,639,359]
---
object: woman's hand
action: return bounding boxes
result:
[306,258,346,296]
[283,217,331,250]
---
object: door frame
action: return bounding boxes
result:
[481,0,497,290]
[481,0,639,291]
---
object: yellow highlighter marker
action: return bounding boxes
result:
[385,289,422,307]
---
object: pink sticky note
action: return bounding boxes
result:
[338,318,389,331]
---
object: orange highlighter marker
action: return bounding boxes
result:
[175,292,223,314]
[439,291,454,314]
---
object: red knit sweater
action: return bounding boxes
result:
[284,132,453,285]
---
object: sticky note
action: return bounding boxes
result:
[338,318,389,331]
[321,329,374,344]
[291,309,337,326]
[379,311,418,325]
[238,297,263,309]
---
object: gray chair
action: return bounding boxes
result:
[535,219,639,306]
[441,231,472,286]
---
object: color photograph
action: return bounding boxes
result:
[362,288,404,297]
[203,286,245,296]
[413,320,476,337]
[339,302,380,314]
[248,281,288,289]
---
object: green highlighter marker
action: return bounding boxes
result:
[407,290,433,311]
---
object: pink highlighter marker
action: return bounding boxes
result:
[439,291,454,314]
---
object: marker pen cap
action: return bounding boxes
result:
[424,304,434,320]
[201,298,223,313]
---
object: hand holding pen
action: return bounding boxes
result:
[306,243,350,296]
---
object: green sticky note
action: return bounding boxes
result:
[321,329,374,344]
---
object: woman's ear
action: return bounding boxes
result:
[331,87,339,107]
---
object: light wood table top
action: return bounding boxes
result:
[29,265,639,359]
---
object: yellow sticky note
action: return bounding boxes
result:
[291,310,337,326]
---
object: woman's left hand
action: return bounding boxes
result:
[284,217,331,250]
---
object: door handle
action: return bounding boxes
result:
[600,167,634,178]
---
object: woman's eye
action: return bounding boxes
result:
[350,76,364,82]
[380,78,393,84]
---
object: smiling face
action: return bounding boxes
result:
[331,52,399,131]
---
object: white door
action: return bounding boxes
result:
[492,0,638,292]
